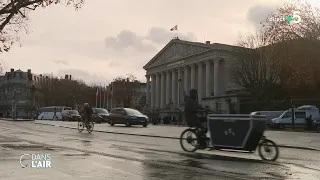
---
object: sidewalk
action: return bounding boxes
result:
[31,120,320,151]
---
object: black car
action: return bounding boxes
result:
[108,108,148,127]
[61,110,81,121]
[92,108,109,123]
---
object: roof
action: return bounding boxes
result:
[143,39,245,69]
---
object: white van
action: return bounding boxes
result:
[271,105,320,129]
[38,106,72,120]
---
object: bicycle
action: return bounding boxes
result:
[179,112,279,161]
[78,116,94,133]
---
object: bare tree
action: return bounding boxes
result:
[262,0,320,44]
[231,31,280,100]
[112,74,141,108]
[0,0,84,52]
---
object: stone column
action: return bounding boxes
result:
[190,64,196,89]
[155,72,161,108]
[146,75,150,106]
[171,69,177,106]
[165,70,171,105]
[205,60,211,97]
[160,71,165,109]
[197,62,203,102]
[151,74,156,109]
[214,59,220,96]
[183,66,189,95]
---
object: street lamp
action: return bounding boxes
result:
[177,78,182,108]
[177,78,182,125]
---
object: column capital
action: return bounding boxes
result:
[161,71,166,75]
[156,72,161,76]
[171,68,179,73]
[213,57,223,64]
[197,61,204,66]
[145,74,150,78]
[189,63,196,67]
[204,59,212,65]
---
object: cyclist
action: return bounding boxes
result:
[82,103,93,128]
[184,89,207,149]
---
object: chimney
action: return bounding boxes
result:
[65,74,68,80]
[206,41,211,44]
[27,69,31,73]
[69,75,72,80]
[127,78,129,82]
[10,68,14,72]
[40,74,42,77]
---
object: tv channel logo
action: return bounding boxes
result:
[19,153,51,168]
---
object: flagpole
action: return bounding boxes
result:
[106,86,109,110]
[103,85,106,109]
[100,85,102,108]
[177,25,179,39]
[95,87,98,108]
[111,82,113,109]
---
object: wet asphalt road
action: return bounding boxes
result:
[0,121,320,180]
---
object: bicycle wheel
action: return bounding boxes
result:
[87,121,94,133]
[180,128,198,152]
[78,121,84,132]
[258,139,279,161]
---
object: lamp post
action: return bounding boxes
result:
[12,90,16,120]
[177,78,182,108]
[177,78,182,125]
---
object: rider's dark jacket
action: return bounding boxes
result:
[83,106,93,117]
[185,89,202,127]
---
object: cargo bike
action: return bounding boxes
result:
[180,112,279,161]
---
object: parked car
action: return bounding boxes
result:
[92,108,109,123]
[61,110,81,121]
[108,108,148,127]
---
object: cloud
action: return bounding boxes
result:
[105,30,156,53]
[52,59,69,65]
[247,5,278,27]
[105,27,196,52]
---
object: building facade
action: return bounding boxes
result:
[143,39,245,115]
[0,69,43,118]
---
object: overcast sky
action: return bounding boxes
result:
[0,0,319,85]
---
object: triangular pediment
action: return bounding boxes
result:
[143,39,212,69]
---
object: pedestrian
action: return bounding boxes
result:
[53,107,57,120]
[306,115,313,129]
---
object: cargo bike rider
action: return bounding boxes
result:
[181,89,279,161]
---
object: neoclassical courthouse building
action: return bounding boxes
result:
[144,38,246,115]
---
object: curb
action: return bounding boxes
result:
[0,118,35,121]
[32,122,320,152]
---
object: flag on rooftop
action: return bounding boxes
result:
[170,25,178,31]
